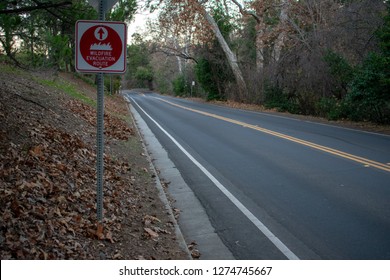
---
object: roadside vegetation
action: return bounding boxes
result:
[0,0,389,260]
[0,62,189,259]
[130,1,389,124]
[37,76,97,107]
[1,0,389,123]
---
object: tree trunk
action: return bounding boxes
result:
[201,7,248,101]
[0,26,21,67]
[256,22,265,72]
[273,0,289,62]
[229,0,264,74]
[174,38,183,73]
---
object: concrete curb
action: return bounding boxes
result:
[126,100,192,259]
[124,92,235,260]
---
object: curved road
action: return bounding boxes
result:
[124,91,390,260]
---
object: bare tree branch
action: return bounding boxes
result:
[152,45,198,63]
[0,1,72,15]
[31,0,64,20]
[230,0,261,23]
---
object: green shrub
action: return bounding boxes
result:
[104,75,121,95]
[194,58,220,100]
[347,52,390,123]
[155,74,171,94]
[134,66,153,89]
[263,84,299,113]
[172,74,187,96]
[321,5,390,124]
[296,91,318,116]
[263,84,287,110]
[323,49,354,97]
[316,97,348,120]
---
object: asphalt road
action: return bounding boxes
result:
[124,91,390,260]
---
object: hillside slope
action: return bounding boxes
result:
[0,64,188,260]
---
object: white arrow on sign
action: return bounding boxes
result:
[87,0,119,12]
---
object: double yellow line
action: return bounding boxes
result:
[156,97,390,173]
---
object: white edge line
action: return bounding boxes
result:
[129,96,300,260]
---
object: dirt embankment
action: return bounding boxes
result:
[0,65,189,260]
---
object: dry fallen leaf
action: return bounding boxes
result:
[106,231,114,243]
[30,145,43,157]
[96,223,104,240]
[144,228,159,239]
[191,249,201,259]
[143,215,161,226]
[113,252,123,259]
[153,227,171,235]
[188,241,197,251]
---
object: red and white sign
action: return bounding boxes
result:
[75,20,126,73]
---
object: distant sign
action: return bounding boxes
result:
[75,20,126,73]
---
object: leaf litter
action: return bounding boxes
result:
[0,67,189,260]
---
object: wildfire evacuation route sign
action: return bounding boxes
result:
[75,20,126,73]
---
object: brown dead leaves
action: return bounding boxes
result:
[67,99,134,141]
[0,121,133,259]
[0,68,189,260]
[142,214,172,241]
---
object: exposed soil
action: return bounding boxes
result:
[0,64,189,260]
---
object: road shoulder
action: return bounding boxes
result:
[126,93,235,260]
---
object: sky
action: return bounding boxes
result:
[88,0,158,44]
[127,7,158,43]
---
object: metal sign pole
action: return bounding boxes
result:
[78,1,124,225]
[96,0,106,223]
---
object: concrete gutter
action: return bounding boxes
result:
[126,94,235,260]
